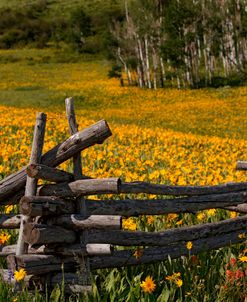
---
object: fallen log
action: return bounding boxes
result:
[87,215,247,246]
[120,181,247,196]
[0,119,112,203]
[47,214,122,230]
[26,164,74,183]
[23,224,76,245]
[236,161,247,171]
[89,230,245,269]
[20,196,75,216]
[38,178,121,197]
[85,191,247,216]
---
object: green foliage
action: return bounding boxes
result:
[108,64,122,78]
[0,0,124,55]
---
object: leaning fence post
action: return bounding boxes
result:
[16,112,47,256]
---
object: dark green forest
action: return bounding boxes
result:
[0,0,247,88]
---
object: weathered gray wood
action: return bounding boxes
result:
[85,191,247,216]
[16,112,47,256]
[0,269,15,283]
[43,243,113,256]
[1,243,113,257]
[20,196,75,216]
[0,244,46,256]
[120,181,247,196]
[23,224,76,245]
[0,120,112,203]
[87,215,247,246]
[51,273,92,293]
[47,214,122,230]
[65,96,91,286]
[25,113,47,196]
[3,189,25,205]
[7,229,245,273]
[236,161,247,170]
[226,204,247,213]
[0,214,21,228]
[38,178,121,197]
[26,164,74,183]
[65,97,83,181]
[89,230,245,269]
[7,254,76,275]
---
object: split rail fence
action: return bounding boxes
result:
[0,98,246,294]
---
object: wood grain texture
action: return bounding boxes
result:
[120,181,247,196]
[89,230,245,269]
[38,178,121,197]
[87,215,247,246]
[20,196,75,216]
[16,112,47,256]
[47,214,122,230]
[23,223,76,245]
[85,191,247,216]
[26,164,74,183]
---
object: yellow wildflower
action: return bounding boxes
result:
[165,272,181,281]
[133,248,143,260]
[5,205,14,214]
[14,268,26,282]
[167,213,178,221]
[122,218,137,231]
[166,272,183,287]
[0,232,11,245]
[230,211,238,219]
[147,216,155,225]
[206,208,216,217]
[186,241,193,250]
[239,256,247,263]
[175,278,183,287]
[196,212,206,221]
[140,276,156,294]
[238,233,246,239]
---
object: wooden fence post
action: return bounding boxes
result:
[16,112,47,256]
[65,97,92,289]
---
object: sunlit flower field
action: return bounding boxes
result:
[0,49,246,301]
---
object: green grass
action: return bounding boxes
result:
[0,0,83,15]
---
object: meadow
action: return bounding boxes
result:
[0,48,247,301]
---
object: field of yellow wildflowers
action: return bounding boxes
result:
[0,48,246,301]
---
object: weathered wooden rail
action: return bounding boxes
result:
[0,98,246,294]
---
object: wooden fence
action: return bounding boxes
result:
[0,98,246,294]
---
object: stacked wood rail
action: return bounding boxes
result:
[0,99,246,294]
